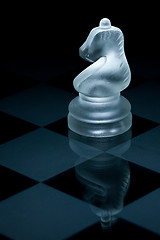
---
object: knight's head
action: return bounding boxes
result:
[79,18,124,62]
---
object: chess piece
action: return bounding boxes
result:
[68,18,132,137]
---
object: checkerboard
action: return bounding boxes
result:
[0,61,160,239]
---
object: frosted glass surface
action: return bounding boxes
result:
[68,18,132,137]
[74,18,131,98]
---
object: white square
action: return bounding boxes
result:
[0,128,101,181]
[0,184,98,240]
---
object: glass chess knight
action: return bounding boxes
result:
[68,18,132,137]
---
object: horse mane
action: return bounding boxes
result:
[91,29,124,58]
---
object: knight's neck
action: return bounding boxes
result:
[107,48,124,61]
[105,40,124,60]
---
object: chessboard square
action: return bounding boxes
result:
[45,117,68,137]
[124,162,160,205]
[0,111,39,144]
[131,126,160,153]
[108,126,160,173]
[0,128,100,182]
[119,188,160,235]
[0,84,75,126]
[0,165,38,201]
[109,143,160,173]
[0,66,38,99]
[68,219,159,239]
[123,81,160,123]
[0,233,12,240]
[131,115,159,139]
[45,154,160,209]
[44,166,83,201]
[0,184,98,240]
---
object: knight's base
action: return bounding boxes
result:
[68,113,132,137]
[68,94,132,137]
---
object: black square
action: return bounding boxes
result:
[0,234,12,239]
[44,153,160,209]
[131,114,159,138]
[68,219,160,239]
[0,165,38,201]
[124,162,160,205]
[45,117,68,137]
[0,111,39,144]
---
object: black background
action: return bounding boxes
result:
[1,2,159,62]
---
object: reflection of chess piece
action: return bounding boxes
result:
[68,18,132,137]
[68,129,131,229]
[75,154,130,229]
